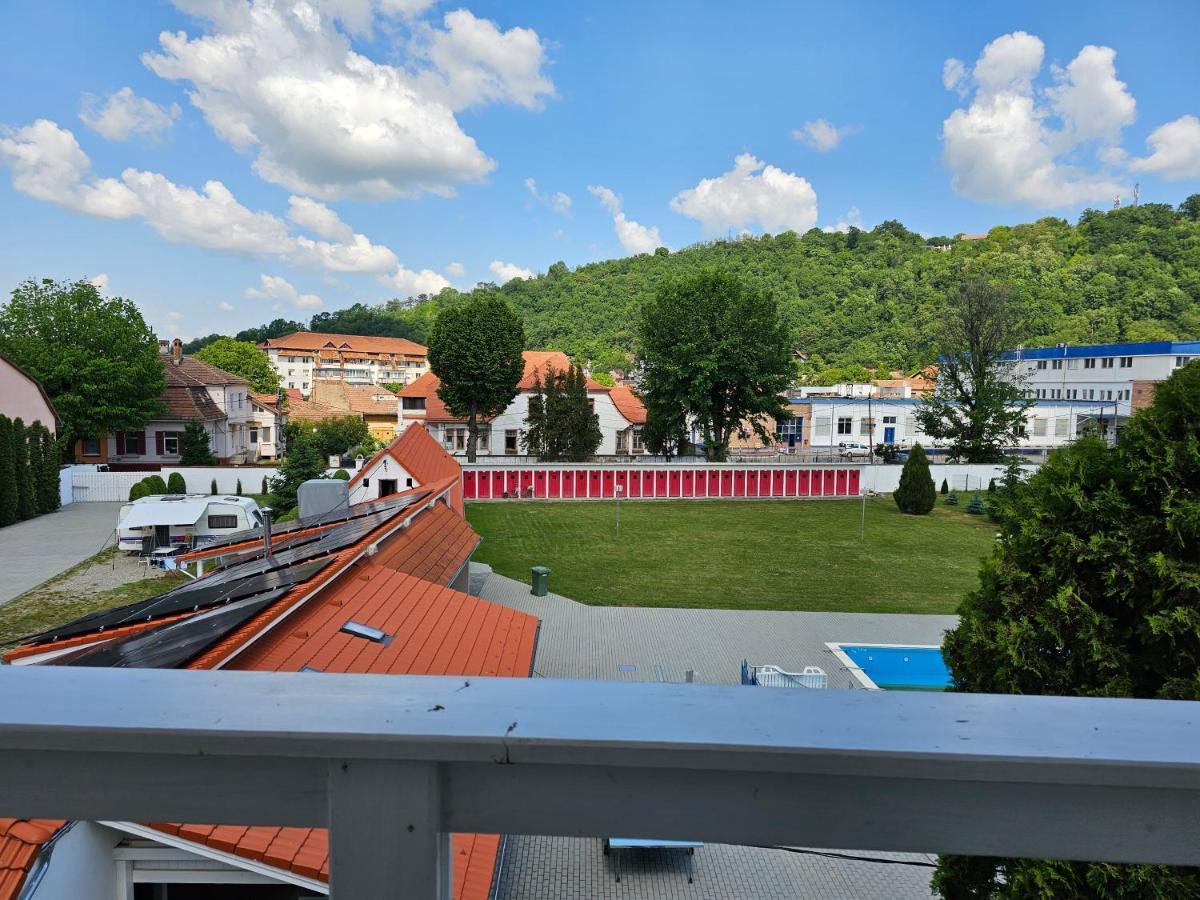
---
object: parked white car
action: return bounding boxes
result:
[838,441,873,458]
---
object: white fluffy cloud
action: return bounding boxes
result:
[941,33,1135,207]
[793,119,861,152]
[0,119,429,278]
[142,0,554,200]
[823,206,864,233]
[89,273,110,292]
[287,195,353,241]
[378,264,451,296]
[218,300,235,312]
[587,184,663,255]
[669,154,818,235]
[245,274,323,309]
[80,87,180,141]
[489,260,533,283]
[1131,115,1200,181]
[444,261,466,277]
[524,177,571,214]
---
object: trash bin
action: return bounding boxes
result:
[531,565,551,597]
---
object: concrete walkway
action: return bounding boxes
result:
[0,503,122,606]
[474,566,953,899]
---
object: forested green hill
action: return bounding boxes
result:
[191,198,1200,377]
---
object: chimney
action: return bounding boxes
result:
[171,337,183,366]
[260,507,274,557]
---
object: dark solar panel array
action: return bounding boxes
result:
[49,591,290,669]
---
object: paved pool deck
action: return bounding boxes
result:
[0,503,121,607]
[473,565,955,899]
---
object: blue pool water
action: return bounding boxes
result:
[841,645,952,691]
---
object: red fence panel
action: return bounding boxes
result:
[572,470,586,498]
[627,470,642,498]
[681,470,695,497]
[462,470,476,499]
[720,470,733,497]
[848,468,861,496]
[532,470,547,499]
[601,470,615,498]
[615,470,628,498]
[655,470,668,498]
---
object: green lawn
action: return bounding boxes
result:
[467,498,996,615]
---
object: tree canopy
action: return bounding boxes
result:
[934,360,1200,897]
[522,364,602,461]
[193,338,280,393]
[916,278,1033,462]
[0,278,164,443]
[640,269,793,461]
[428,296,526,462]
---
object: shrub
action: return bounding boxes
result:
[332,468,350,480]
[166,472,186,494]
[236,478,243,496]
[261,475,269,494]
[181,420,217,465]
[987,477,996,493]
[128,480,149,502]
[0,417,14,527]
[965,492,985,515]
[945,491,959,506]
[143,474,167,495]
[12,418,36,521]
[940,478,949,495]
[893,443,936,515]
[210,478,218,495]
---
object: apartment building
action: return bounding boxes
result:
[1002,341,1199,419]
[397,351,642,456]
[74,339,281,464]
[259,331,428,395]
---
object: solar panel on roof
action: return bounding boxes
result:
[50,590,290,669]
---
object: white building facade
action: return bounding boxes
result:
[260,332,428,396]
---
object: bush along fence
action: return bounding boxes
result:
[0,416,62,527]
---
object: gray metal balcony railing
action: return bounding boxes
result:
[1,666,1198,898]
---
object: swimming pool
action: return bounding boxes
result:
[826,643,952,691]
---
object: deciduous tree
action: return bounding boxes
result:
[428,297,525,462]
[934,361,1200,898]
[193,338,280,393]
[639,269,792,462]
[916,278,1032,463]
[0,279,164,446]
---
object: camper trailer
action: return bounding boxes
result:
[117,494,263,553]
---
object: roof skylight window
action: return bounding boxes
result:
[340,620,392,645]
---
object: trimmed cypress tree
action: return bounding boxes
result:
[261,475,269,495]
[143,474,168,494]
[893,442,936,515]
[32,424,54,513]
[167,472,187,494]
[129,481,150,501]
[181,420,217,465]
[12,418,36,521]
[210,478,218,495]
[987,477,996,493]
[236,478,243,496]
[940,478,949,495]
[0,416,16,527]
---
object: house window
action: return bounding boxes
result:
[118,431,146,455]
[813,416,831,439]
[1176,356,1193,368]
[632,429,644,452]
[163,433,180,456]
[446,427,488,452]
[1067,358,1080,369]
[402,397,426,411]
[1051,360,1064,370]
[616,431,627,453]
[505,429,519,454]
[1054,418,1069,437]
[1088,389,1095,400]
[1119,356,1133,368]
[249,429,258,445]
[1084,358,1096,369]
[1032,418,1047,436]
[882,416,897,424]
[836,417,853,435]
[261,427,271,442]
[1101,358,1114,369]
[207,515,239,529]
[1035,360,1047,370]
[82,436,101,456]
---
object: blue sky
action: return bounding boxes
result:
[1,0,1198,340]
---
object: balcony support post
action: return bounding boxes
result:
[328,759,449,900]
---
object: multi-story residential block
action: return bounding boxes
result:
[74,339,282,464]
[259,331,428,396]
[397,351,645,456]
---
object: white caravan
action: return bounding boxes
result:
[117,494,263,553]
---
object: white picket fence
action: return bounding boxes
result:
[70,465,281,503]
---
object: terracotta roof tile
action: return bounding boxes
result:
[161,385,225,421]
[373,504,479,585]
[312,380,400,416]
[260,331,426,357]
[163,356,249,387]
[349,424,463,512]
[0,818,65,900]
[608,384,647,425]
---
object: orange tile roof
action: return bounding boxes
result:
[349,425,463,513]
[285,395,349,423]
[312,380,400,416]
[608,384,647,425]
[261,331,427,357]
[372,503,480,585]
[154,566,537,899]
[0,818,64,900]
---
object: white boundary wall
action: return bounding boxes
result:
[865,463,1037,495]
[70,465,281,503]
